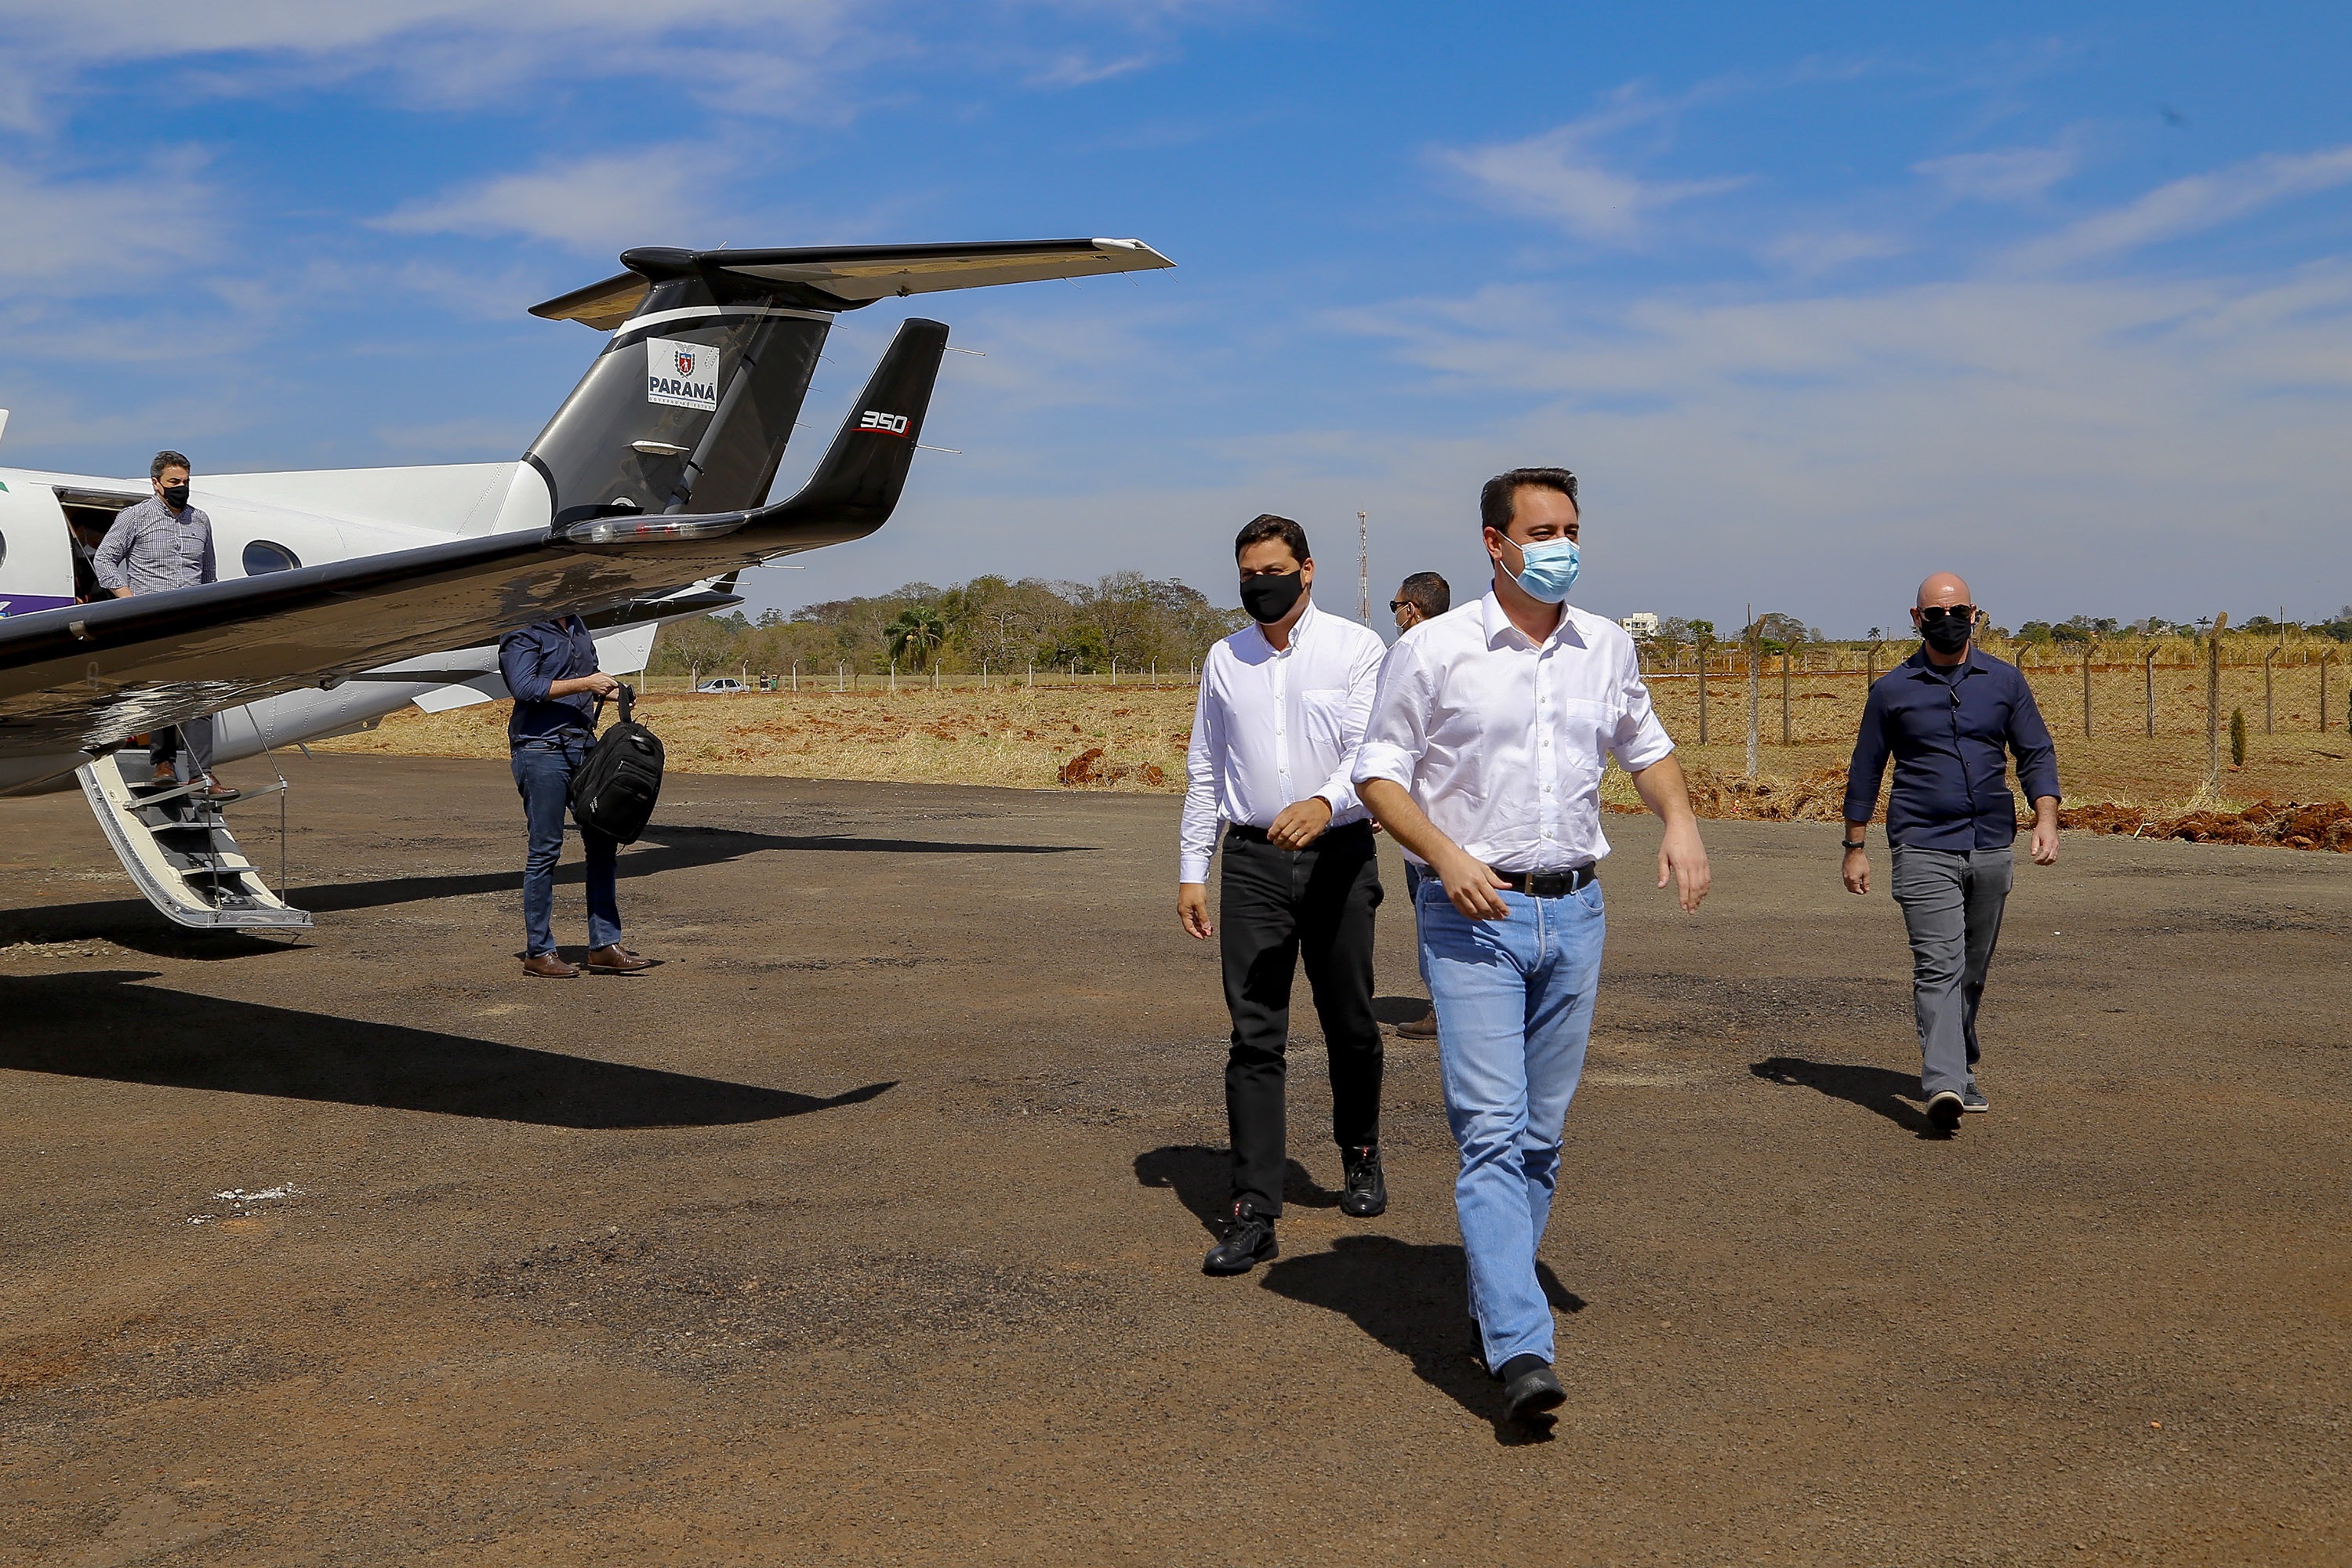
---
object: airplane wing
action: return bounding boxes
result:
[0,319,946,759]
[531,238,1174,328]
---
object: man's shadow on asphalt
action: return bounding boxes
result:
[1134,1145,1581,1446]
[1750,1055,1944,1138]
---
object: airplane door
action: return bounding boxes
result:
[0,480,77,619]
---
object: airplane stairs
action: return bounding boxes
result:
[75,753,313,931]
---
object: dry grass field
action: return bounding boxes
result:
[325,655,2352,845]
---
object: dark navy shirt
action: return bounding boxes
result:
[1843,645,2061,851]
[499,617,601,746]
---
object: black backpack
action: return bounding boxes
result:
[569,684,665,843]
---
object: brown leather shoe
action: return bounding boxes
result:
[1397,1008,1439,1040]
[197,775,241,803]
[583,944,652,973]
[150,764,180,787]
[522,953,579,978]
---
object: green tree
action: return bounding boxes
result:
[885,604,947,670]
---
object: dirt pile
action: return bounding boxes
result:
[1058,748,1167,789]
[2059,798,2352,851]
[1669,767,1853,822]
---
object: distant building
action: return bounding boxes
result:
[1620,612,1661,641]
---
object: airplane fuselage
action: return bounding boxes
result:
[0,458,669,796]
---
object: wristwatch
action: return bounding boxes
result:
[1840,839,1866,851]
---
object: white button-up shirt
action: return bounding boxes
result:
[1353,591,1674,872]
[1179,599,1388,883]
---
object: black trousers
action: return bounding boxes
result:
[1219,822,1385,1216]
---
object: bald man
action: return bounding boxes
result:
[1842,573,2059,1134]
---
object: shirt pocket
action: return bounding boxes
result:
[1550,697,1612,785]
[1300,687,1355,754]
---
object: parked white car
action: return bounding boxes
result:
[695,678,749,694]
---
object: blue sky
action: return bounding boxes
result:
[2,2,2349,634]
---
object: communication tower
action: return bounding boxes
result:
[1357,510,1370,626]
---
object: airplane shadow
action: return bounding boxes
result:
[1259,1236,1584,1446]
[0,823,1089,946]
[1750,1055,1937,1137]
[0,970,894,1129]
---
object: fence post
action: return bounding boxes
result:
[2263,646,2277,734]
[1028,659,1034,688]
[1865,643,1877,688]
[1744,627,1759,779]
[2144,647,2158,737]
[890,659,897,693]
[2325,652,2337,731]
[933,661,940,691]
[2205,632,2222,796]
[2082,642,2092,738]
[1779,644,1792,745]
[1696,639,1711,743]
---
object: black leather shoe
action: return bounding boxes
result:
[1926,1090,1964,1132]
[1340,1144,1388,1218]
[1497,1354,1565,1425]
[1202,1203,1278,1276]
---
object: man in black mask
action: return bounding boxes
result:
[1177,514,1390,1273]
[93,451,235,802]
[1841,572,2060,1133]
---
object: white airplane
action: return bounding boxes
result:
[0,238,1172,930]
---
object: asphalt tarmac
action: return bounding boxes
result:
[2,753,2347,1566]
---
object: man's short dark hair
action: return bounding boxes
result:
[151,450,190,481]
[1479,466,1578,534]
[1399,572,1450,618]
[1234,513,1311,564]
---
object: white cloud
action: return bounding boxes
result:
[0,155,220,286]
[1024,50,1160,88]
[2010,144,2352,271]
[1915,143,2077,203]
[1436,118,1745,246]
[373,150,713,256]
[1308,261,2352,626]
[1762,229,1909,278]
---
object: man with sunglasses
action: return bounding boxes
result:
[1389,572,1452,1042]
[1842,572,2060,1134]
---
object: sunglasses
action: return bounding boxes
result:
[1388,600,1414,613]
[1918,605,1976,625]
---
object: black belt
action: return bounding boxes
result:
[1226,820,1373,845]
[1493,865,1596,897]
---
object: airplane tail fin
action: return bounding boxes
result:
[564,318,947,558]
[521,238,1169,531]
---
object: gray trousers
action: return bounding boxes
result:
[150,714,214,780]
[1889,845,2014,1098]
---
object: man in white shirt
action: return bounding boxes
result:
[1354,467,1711,1427]
[1179,515,1390,1276]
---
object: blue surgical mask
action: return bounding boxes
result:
[1503,535,1580,603]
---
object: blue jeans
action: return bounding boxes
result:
[1417,876,1605,1372]
[512,737,620,958]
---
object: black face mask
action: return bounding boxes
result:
[1920,616,1973,655]
[161,483,191,509]
[1240,570,1305,624]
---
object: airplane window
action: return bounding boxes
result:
[0,529,8,569]
[243,540,301,575]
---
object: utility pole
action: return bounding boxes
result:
[1356,510,1370,626]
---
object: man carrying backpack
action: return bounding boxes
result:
[499,615,653,978]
